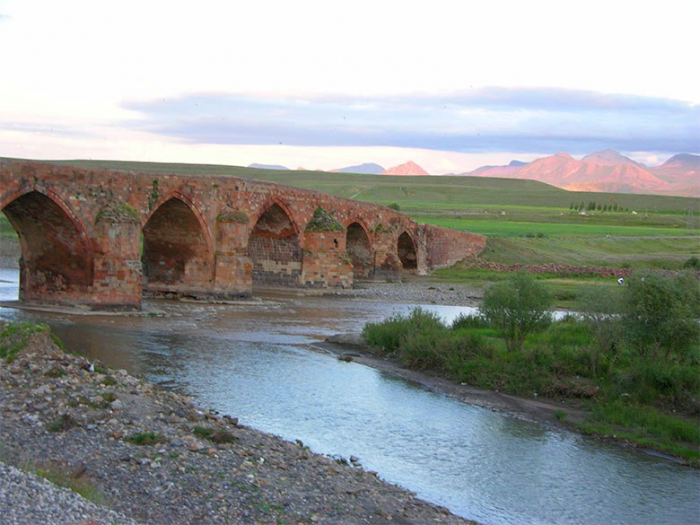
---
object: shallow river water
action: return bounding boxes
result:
[0,269,698,525]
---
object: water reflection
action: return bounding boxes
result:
[0,269,698,525]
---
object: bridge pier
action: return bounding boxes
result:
[212,218,253,298]
[91,207,143,310]
[300,231,353,288]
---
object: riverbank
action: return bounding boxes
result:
[331,280,699,467]
[320,332,590,433]
[0,324,476,525]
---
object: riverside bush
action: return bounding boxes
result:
[480,272,553,351]
[622,271,700,361]
[362,274,700,459]
[362,308,445,356]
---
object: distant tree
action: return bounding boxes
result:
[480,272,553,352]
[387,202,401,211]
[587,201,596,211]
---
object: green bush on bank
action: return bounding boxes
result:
[362,270,700,460]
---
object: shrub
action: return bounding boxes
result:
[387,203,401,211]
[578,286,623,376]
[684,256,700,269]
[480,272,553,351]
[621,271,700,361]
[362,313,412,354]
[451,313,489,331]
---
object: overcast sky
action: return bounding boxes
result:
[1,0,698,173]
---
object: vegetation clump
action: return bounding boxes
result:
[95,199,139,224]
[126,432,167,446]
[47,414,76,433]
[0,322,53,363]
[216,209,249,224]
[305,207,343,232]
[193,426,237,444]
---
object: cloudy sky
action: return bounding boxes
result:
[1,0,698,173]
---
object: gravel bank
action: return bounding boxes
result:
[347,279,483,307]
[0,327,476,525]
[0,460,142,525]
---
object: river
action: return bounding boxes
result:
[0,268,698,525]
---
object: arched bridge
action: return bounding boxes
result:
[0,161,486,310]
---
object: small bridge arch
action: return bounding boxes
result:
[397,230,418,270]
[141,192,214,296]
[248,198,302,287]
[345,219,374,278]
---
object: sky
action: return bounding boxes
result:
[0,0,698,174]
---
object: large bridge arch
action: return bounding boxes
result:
[248,198,302,287]
[141,192,214,296]
[0,187,94,305]
[345,219,374,278]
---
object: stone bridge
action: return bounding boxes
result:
[0,161,486,310]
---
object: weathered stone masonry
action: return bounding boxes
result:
[0,161,486,310]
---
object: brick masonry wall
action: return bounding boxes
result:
[0,161,486,309]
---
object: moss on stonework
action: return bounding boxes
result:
[306,207,343,232]
[217,209,249,224]
[95,200,140,224]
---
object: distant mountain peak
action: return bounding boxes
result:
[248,163,290,171]
[660,153,700,169]
[333,162,385,174]
[382,161,429,176]
[554,152,574,160]
[582,150,644,168]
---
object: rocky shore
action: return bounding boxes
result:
[0,325,476,525]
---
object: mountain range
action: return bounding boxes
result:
[459,150,699,197]
[249,151,698,197]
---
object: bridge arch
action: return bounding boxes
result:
[0,187,94,304]
[248,198,302,287]
[345,219,374,278]
[397,230,418,270]
[141,192,214,295]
